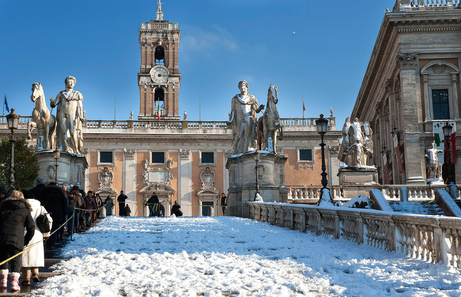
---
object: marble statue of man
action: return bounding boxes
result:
[50,76,84,154]
[228,80,264,154]
[425,142,443,179]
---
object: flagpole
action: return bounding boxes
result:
[199,98,201,122]
[114,97,116,120]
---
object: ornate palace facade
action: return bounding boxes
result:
[0,2,342,216]
[352,0,461,185]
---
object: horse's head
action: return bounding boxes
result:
[267,84,278,104]
[31,82,42,102]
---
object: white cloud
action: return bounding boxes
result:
[181,25,238,53]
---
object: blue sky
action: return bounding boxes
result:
[0,0,396,126]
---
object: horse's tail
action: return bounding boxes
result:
[49,114,57,138]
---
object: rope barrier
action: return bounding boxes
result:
[0,212,75,267]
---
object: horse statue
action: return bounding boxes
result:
[257,84,282,153]
[28,82,56,150]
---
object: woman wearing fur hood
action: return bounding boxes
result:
[21,190,52,286]
[0,190,35,292]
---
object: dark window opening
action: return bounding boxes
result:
[151,152,165,164]
[432,89,449,120]
[100,152,113,163]
[154,89,164,116]
[201,152,214,164]
[299,149,312,161]
[155,46,165,66]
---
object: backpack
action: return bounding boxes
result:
[36,212,51,233]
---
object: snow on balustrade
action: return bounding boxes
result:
[249,201,461,267]
[396,0,461,10]
[287,184,454,203]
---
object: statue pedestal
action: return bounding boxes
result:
[35,150,88,188]
[338,166,378,198]
[226,151,288,217]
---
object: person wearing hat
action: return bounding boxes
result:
[0,190,35,292]
[21,190,52,286]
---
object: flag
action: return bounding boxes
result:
[434,121,457,164]
[393,134,404,173]
[450,131,457,164]
[4,94,9,113]
[158,103,161,121]
[302,96,305,118]
[383,152,390,184]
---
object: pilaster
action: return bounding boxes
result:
[123,149,137,204]
[397,53,425,184]
[179,149,192,216]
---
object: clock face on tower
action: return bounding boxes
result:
[150,66,169,84]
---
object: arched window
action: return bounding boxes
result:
[154,88,164,116]
[421,61,459,120]
[155,46,165,66]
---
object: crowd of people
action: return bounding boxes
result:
[0,178,115,292]
[0,177,228,292]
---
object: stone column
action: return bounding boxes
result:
[451,74,459,119]
[423,74,432,120]
[179,149,192,216]
[397,53,425,184]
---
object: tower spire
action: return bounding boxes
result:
[156,0,164,21]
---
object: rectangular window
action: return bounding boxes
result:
[99,152,113,164]
[432,89,449,120]
[201,152,214,164]
[151,152,165,164]
[299,149,312,161]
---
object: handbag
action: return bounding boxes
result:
[36,213,51,233]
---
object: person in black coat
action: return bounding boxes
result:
[39,182,67,250]
[171,201,183,217]
[145,193,159,217]
[0,190,35,291]
[31,177,46,203]
[117,191,127,216]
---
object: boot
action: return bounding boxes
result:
[0,269,7,288]
[22,267,31,286]
[10,272,20,291]
[32,267,40,282]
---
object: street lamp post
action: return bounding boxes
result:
[254,149,261,201]
[6,109,20,189]
[442,122,453,184]
[316,114,329,189]
[316,114,333,205]
[54,149,61,184]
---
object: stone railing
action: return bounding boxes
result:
[0,116,339,134]
[281,117,336,131]
[394,0,461,11]
[141,22,178,30]
[248,201,461,267]
[287,184,459,203]
[83,120,229,132]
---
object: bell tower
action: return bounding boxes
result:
[138,0,181,120]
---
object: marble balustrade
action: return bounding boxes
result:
[248,201,461,267]
[288,184,460,202]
